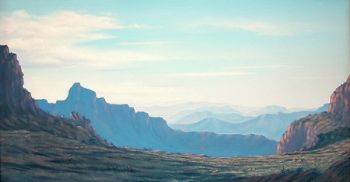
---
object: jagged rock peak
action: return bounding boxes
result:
[66,82,97,102]
[0,45,39,117]
[72,82,82,88]
[0,45,10,57]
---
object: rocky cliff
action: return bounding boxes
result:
[0,45,105,145]
[0,45,39,117]
[329,75,350,123]
[276,112,342,153]
[277,75,350,154]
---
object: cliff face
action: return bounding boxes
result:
[329,75,350,124]
[276,113,340,153]
[0,45,105,145]
[277,75,350,154]
[0,45,39,117]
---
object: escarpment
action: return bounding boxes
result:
[0,45,39,117]
[277,75,350,154]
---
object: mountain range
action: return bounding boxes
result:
[1,44,349,181]
[171,106,328,140]
[169,111,252,125]
[37,82,276,156]
[139,103,312,124]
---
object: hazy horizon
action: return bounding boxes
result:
[1,0,349,109]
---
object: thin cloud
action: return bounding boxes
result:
[0,10,162,68]
[168,65,284,78]
[120,41,179,46]
[169,71,252,77]
[194,19,306,36]
[234,65,285,69]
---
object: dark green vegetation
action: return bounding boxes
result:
[312,127,350,150]
[277,112,348,154]
[1,114,350,181]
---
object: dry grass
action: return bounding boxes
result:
[1,128,349,181]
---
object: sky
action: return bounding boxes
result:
[0,0,349,109]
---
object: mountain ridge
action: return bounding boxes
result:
[37,83,277,156]
[171,107,327,140]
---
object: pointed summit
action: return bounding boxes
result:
[72,82,82,89]
[66,82,97,102]
[0,45,39,117]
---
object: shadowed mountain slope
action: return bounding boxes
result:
[37,83,276,157]
[0,45,39,117]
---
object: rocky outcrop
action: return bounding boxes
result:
[0,45,39,117]
[71,111,83,121]
[277,75,350,154]
[0,45,106,145]
[329,75,350,124]
[276,113,340,153]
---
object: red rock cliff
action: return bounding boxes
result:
[277,75,350,154]
[328,75,350,123]
[0,45,39,117]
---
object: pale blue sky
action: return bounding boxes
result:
[0,0,349,108]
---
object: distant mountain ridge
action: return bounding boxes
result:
[37,83,171,148]
[171,107,327,140]
[139,103,301,124]
[251,105,289,116]
[37,83,277,156]
[170,111,252,125]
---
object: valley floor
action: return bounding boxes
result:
[1,129,349,181]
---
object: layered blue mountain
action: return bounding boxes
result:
[171,106,328,140]
[37,83,276,156]
[169,111,252,125]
